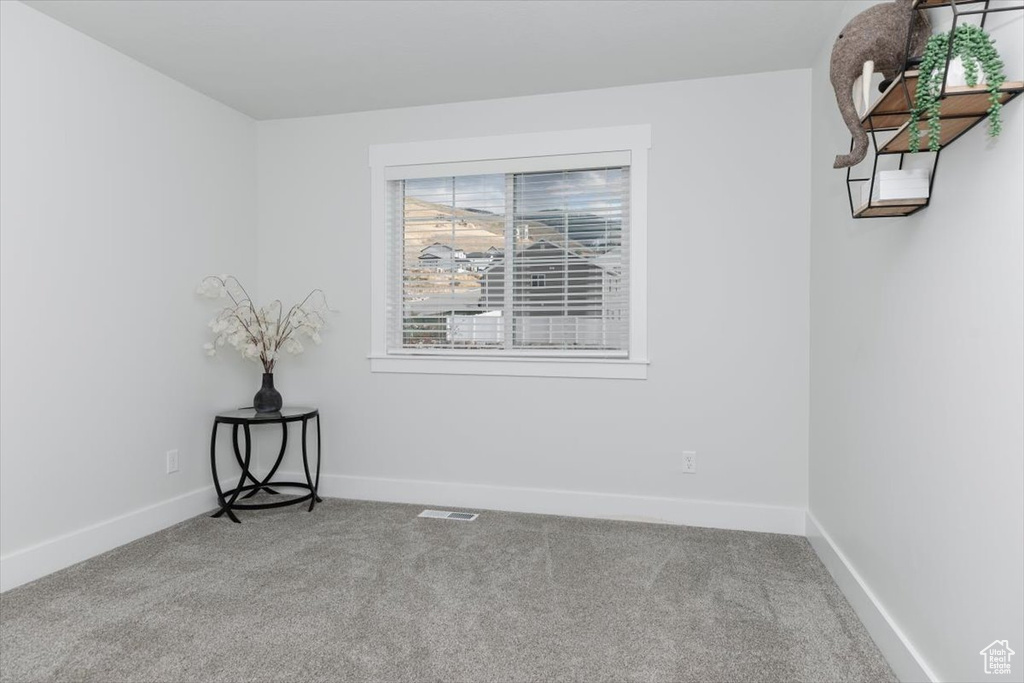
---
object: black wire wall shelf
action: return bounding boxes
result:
[846,0,1024,219]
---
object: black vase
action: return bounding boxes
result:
[253,373,283,413]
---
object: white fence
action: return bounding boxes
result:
[448,311,504,343]
[448,312,614,346]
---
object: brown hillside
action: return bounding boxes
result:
[403,197,505,254]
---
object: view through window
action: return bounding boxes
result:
[388,166,629,356]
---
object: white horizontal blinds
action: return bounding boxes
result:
[384,179,405,352]
[386,163,629,356]
[510,167,628,353]
[396,173,508,350]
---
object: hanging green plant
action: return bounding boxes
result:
[909,24,1006,153]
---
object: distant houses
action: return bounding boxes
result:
[478,240,620,317]
[467,240,624,347]
[419,242,466,261]
[465,246,504,271]
[417,243,467,273]
[419,243,503,272]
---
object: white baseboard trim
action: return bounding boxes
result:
[296,472,806,535]
[806,512,937,683]
[0,486,218,593]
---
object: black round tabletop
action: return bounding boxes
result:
[214,407,318,423]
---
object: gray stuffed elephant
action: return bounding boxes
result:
[831,0,931,168]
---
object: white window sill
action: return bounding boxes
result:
[368,355,649,379]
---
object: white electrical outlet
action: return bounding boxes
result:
[682,451,697,473]
[166,449,179,474]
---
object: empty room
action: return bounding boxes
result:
[0,1,1021,681]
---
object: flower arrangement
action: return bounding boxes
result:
[197,275,330,373]
[910,24,1006,153]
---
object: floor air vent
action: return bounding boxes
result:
[418,509,479,521]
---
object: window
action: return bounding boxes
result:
[370,126,649,379]
[395,167,627,354]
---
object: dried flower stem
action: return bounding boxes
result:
[198,276,332,373]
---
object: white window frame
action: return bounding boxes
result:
[368,125,650,380]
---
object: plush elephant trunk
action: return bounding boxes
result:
[832,67,869,168]
[829,0,930,170]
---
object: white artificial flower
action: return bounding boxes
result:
[198,279,226,299]
[199,276,331,369]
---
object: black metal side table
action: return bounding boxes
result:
[210,407,322,523]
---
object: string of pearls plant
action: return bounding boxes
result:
[910,24,1006,153]
[197,275,331,373]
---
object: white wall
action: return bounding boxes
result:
[4,5,1019,676]
[809,3,1024,681]
[255,70,812,533]
[0,2,258,589]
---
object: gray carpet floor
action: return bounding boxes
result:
[0,498,895,683]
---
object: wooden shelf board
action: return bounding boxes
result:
[862,73,1023,132]
[867,113,916,131]
[854,200,927,218]
[862,71,919,126]
[880,116,982,153]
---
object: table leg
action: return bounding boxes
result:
[241,422,287,499]
[220,423,253,523]
[230,424,280,498]
[301,417,316,512]
[314,413,323,503]
[210,421,241,523]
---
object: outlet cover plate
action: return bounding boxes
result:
[166,449,179,474]
[682,451,697,473]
